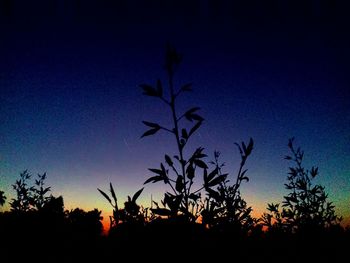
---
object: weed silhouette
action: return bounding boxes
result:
[262,138,341,235]
[141,44,220,222]
[98,183,145,230]
[202,144,255,235]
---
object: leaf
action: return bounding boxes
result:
[186,164,195,180]
[132,188,144,203]
[206,188,220,200]
[141,127,160,138]
[240,169,248,178]
[188,121,202,137]
[310,166,318,178]
[234,142,243,155]
[241,176,249,182]
[189,193,200,201]
[175,175,184,192]
[246,137,254,155]
[98,188,112,204]
[156,79,163,97]
[165,154,173,166]
[207,167,218,182]
[185,107,200,115]
[142,121,160,128]
[184,107,201,121]
[148,168,163,175]
[151,208,172,216]
[110,183,117,203]
[207,174,228,187]
[144,175,164,184]
[181,83,193,92]
[288,137,294,148]
[194,159,208,169]
[165,193,182,212]
[140,84,159,97]
[189,114,204,122]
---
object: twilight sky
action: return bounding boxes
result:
[1,0,349,224]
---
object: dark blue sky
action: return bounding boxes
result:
[1,0,349,221]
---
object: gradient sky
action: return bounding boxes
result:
[1,1,349,225]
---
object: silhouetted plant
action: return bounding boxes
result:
[10,170,35,212]
[98,183,144,229]
[202,140,255,233]
[262,138,342,233]
[32,172,51,210]
[0,190,6,207]
[10,170,52,212]
[141,45,220,222]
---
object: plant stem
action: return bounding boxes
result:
[168,70,188,212]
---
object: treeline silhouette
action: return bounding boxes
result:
[0,46,349,262]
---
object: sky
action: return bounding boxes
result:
[1,0,349,226]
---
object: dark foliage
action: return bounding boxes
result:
[141,44,213,222]
[262,138,342,235]
[0,190,6,207]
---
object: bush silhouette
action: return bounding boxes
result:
[262,138,342,234]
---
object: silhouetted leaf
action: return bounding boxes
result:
[234,142,243,155]
[194,159,208,169]
[310,166,318,178]
[149,168,163,175]
[241,177,249,182]
[151,208,172,216]
[288,137,295,148]
[98,188,112,204]
[190,114,204,121]
[140,84,159,97]
[284,155,292,160]
[164,193,182,212]
[207,174,227,187]
[176,175,184,192]
[142,121,160,128]
[206,188,220,200]
[110,183,117,203]
[184,107,200,116]
[186,164,195,180]
[184,107,201,121]
[240,169,248,179]
[188,121,202,137]
[132,187,144,203]
[144,176,164,184]
[246,137,254,155]
[207,167,218,182]
[165,154,173,166]
[141,127,160,138]
[189,193,200,201]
